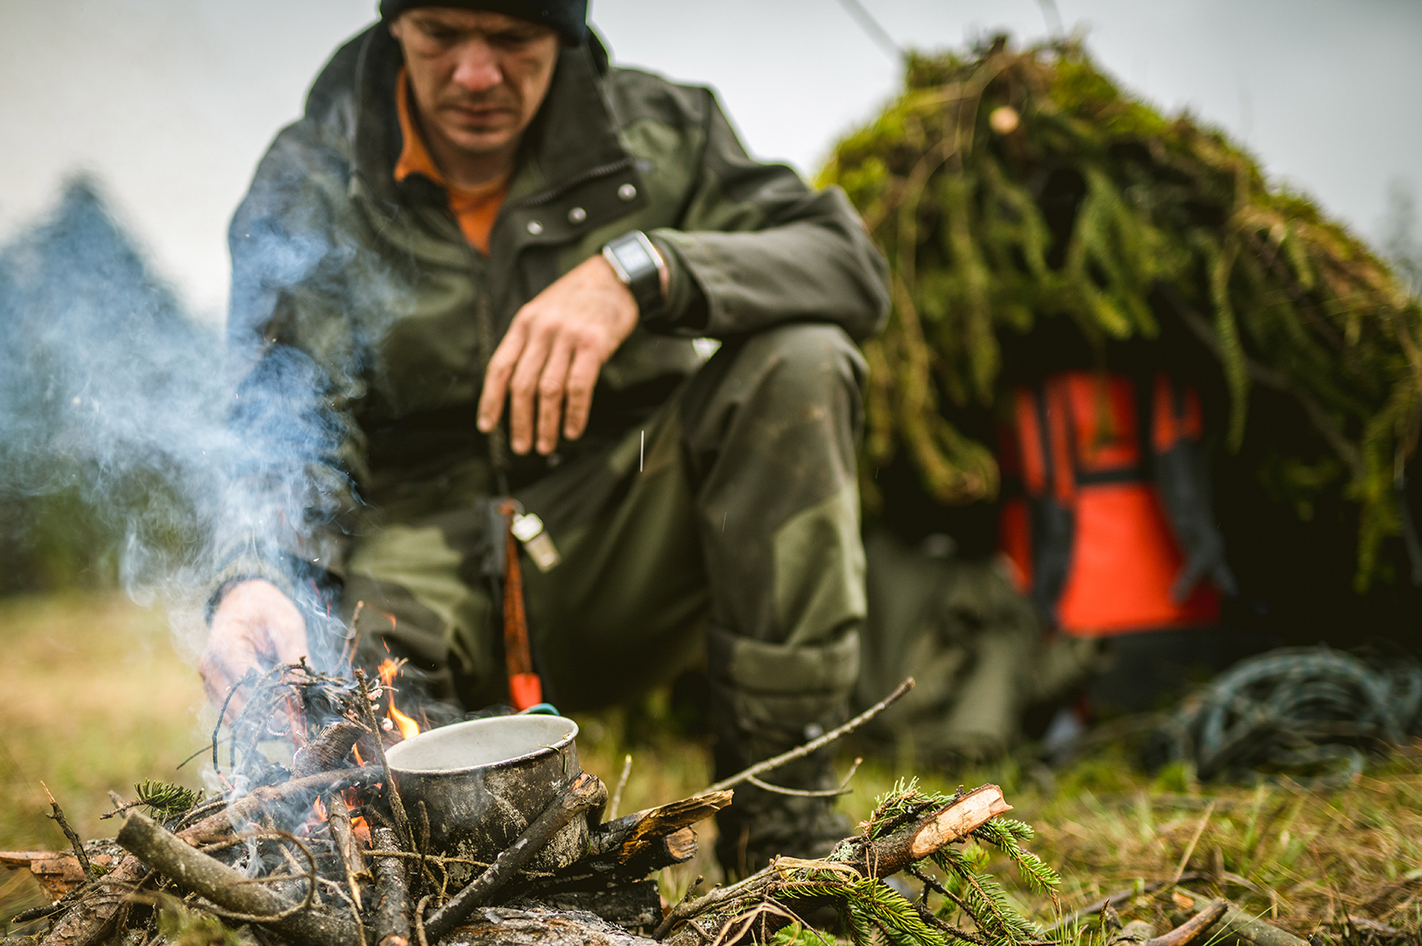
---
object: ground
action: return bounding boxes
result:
[2,592,1419,941]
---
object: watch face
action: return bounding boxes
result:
[616,238,656,275]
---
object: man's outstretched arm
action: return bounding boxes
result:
[200,579,309,717]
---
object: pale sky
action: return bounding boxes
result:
[0,0,1418,320]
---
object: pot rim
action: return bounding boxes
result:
[384,714,579,776]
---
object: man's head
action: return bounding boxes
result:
[384,3,586,177]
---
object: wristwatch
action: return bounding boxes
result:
[602,230,666,316]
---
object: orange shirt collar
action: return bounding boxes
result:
[394,67,510,252]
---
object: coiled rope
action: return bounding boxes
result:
[1159,647,1422,783]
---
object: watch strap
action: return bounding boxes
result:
[602,231,665,316]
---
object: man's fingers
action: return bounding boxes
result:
[562,346,603,441]
[507,323,554,454]
[477,321,528,432]
[535,338,575,454]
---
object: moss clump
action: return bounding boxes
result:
[821,37,1422,587]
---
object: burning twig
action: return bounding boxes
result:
[372,825,413,946]
[355,668,413,849]
[325,792,368,912]
[423,771,608,941]
[703,677,913,794]
[116,811,358,946]
[41,782,95,882]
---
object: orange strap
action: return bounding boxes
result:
[500,501,543,710]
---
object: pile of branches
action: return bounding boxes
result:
[0,674,1069,946]
[822,37,1422,584]
[0,665,725,946]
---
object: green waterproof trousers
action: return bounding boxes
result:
[339,322,866,727]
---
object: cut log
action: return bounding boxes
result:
[116,811,359,946]
[844,784,1011,878]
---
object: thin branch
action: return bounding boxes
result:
[355,668,412,850]
[609,753,633,821]
[705,679,913,794]
[42,782,94,881]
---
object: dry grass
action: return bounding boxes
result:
[0,592,211,919]
[3,592,1420,943]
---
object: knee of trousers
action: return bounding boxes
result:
[707,323,867,429]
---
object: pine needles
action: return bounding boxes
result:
[133,779,204,822]
[667,781,1059,946]
[821,37,1422,586]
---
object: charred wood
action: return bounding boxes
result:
[435,905,656,946]
[372,826,412,946]
[517,882,663,932]
[292,721,365,778]
[325,792,369,913]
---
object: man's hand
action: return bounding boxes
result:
[200,579,309,718]
[477,253,639,455]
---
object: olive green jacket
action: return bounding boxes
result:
[216,25,889,602]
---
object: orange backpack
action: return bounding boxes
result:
[999,371,1236,636]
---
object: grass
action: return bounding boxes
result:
[3,591,1420,942]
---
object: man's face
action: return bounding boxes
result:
[390,8,561,162]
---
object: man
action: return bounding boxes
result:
[200,0,888,876]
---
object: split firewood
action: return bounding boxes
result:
[372,826,412,946]
[587,792,733,863]
[35,766,378,946]
[424,772,608,942]
[517,792,728,898]
[0,851,119,902]
[116,810,360,946]
[292,720,365,778]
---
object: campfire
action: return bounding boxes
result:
[0,672,1312,946]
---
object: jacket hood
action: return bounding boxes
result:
[301,23,621,215]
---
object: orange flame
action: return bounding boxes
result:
[378,658,422,740]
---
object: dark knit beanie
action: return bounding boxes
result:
[378,0,588,47]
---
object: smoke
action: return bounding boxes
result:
[0,175,346,664]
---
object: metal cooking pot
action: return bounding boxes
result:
[384,715,586,879]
